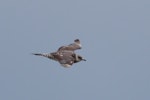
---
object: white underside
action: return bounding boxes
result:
[61,64,72,68]
[78,44,82,48]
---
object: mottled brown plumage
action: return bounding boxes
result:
[33,39,86,67]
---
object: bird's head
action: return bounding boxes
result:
[73,54,86,63]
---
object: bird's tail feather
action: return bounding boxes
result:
[32,53,43,56]
[32,53,53,59]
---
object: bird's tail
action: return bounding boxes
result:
[32,53,54,59]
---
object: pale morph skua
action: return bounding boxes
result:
[33,39,86,68]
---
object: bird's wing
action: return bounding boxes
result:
[57,39,82,52]
[58,51,75,66]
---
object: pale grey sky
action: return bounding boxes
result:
[0,0,150,100]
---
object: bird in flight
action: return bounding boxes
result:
[32,39,86,68]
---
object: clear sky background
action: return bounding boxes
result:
[0,0,150,100]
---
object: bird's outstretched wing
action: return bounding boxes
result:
[57,39,82,52]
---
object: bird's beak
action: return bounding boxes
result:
[82,58,86,61]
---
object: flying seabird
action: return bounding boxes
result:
[33,39,86,67]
